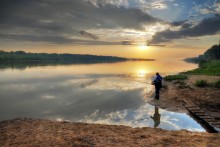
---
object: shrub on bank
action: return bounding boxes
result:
[195,80,208,87]
[164,74,187,81]
[215,80,220,88]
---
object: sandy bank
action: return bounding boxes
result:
[0,118,220,147]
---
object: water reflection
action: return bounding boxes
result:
[137,69,149,77]
[0,60,197,76]
[0,61,204,132]
[80,101,204,132]
[150,106,161,128]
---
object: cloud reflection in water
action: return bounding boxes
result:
[81,103,205,132]
[0,62,204,132]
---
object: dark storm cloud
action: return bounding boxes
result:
[0,0,162,45]
[79,31,99,40]
[151,14,220,44]
[121,40,135,45]
[0,33,121,45]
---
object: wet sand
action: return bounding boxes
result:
[1,118,220,147]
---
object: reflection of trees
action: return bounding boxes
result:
[0,60,123,71]
[150,106,161,128]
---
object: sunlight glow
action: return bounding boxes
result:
[138,45,149,50]
[137,69,148,77]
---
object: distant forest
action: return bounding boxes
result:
[185,44,220,64]
[0,50,154,69]
[0,50,128,62]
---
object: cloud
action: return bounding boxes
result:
[79,31,99,40]
[196,2,220,15]
[151,14,220,44]
[121,40,135,45]
[0,0,163,45]
[0,33,121,45]
[41,94,55,100]
[151,1,168,10]
[86,0,168,10]
[85,0,129,8]
[80,79,99,88]
[2,0,218,46]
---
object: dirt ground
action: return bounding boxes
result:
[0,118,220,147]
[147,75,220,118]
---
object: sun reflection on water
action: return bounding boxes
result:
[137,69,151,77]
[138,70,147,77]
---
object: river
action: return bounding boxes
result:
[0,60,205,131]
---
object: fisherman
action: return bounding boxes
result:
[151,72,162,99]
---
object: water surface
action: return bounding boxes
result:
[0,60,205,132]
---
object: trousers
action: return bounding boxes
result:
[155,84,162,99]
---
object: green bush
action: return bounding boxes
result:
[215,80,220,88]
[195,80,208,87]
[164,74,187,81]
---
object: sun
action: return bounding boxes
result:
[138,45,148,50]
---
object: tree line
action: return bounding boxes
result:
[0,50,127,62]
[185,44,220,64]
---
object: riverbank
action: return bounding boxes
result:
[147,75,220,118]
[1,118,220,147]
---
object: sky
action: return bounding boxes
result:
[0,0,220,59]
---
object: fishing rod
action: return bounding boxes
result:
[121,77,153,84]
[121,77,155,97]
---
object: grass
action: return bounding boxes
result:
[164,74,187,81]
[195,80,208,87]
[183,60,220,76]
[199,60,220,68]
[194,80,220,88]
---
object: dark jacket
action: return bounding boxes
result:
[153,75,162,88]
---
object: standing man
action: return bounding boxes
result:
[152,72,162,99]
